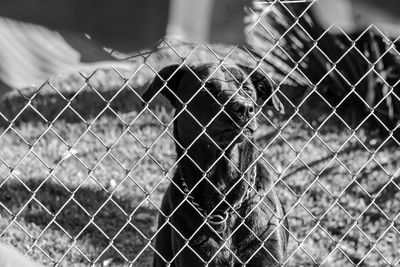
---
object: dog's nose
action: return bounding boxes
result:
[231,101,255,120]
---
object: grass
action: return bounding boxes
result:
[0,43,400,266]
[0,107,176,266]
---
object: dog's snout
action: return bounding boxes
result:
[231,101,255,120]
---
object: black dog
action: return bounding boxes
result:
[143,63,288,267]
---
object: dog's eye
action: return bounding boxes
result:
[200,83,212,93]
[200,87,213,97]
[242,86,254,97]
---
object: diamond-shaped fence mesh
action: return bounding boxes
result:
[1,1,400,266]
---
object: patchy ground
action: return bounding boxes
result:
[1,48,400,266]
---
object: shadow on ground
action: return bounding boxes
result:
[0,179,158,266]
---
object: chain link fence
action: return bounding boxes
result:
[1,0,400,266]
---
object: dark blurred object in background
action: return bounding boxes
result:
[0,0,244,99]
[1,0,170,52]
[247,0,400,138]
[313,0,400,36]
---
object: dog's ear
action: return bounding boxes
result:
[239,65,285,114]
[142,65,186,108]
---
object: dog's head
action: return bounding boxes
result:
[143,63,283,212]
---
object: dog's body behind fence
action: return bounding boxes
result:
[153,162,288,267]
[143,63,288,266]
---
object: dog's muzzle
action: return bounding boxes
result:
[227,99,256,126]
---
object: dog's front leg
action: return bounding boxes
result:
[153,218,176,267]
[153,188,175,267]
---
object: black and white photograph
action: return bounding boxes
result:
[1,0,400,266]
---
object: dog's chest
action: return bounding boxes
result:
[192,233,236,266]
[190,198,276,265]
[191,216,255,265]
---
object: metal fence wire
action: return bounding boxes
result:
[1,0,400,266]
